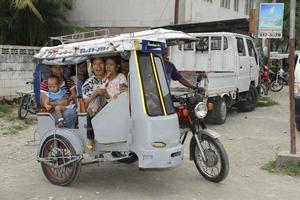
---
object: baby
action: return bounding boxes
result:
[44,75,68,128]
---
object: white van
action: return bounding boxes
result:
[294,51,300,130]
[169,32,260,124]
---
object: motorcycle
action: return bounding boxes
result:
[172,75,229,182]
[269,68,289,92]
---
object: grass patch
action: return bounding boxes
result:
[261,160,300,176]
[0,103,30,135]
[257,96,279,107]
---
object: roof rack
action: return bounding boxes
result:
[49,29,110,44]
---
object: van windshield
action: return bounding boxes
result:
[138,53,174,116]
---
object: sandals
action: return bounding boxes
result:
[85,139,95,154]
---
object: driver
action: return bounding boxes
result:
[40,65,77,128]
[162,49,199,90]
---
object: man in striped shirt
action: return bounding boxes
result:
[40,65,77,128]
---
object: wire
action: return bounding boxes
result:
[154,0,172,27]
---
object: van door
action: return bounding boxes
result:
[246,39,259,85]
[236,37,250,92]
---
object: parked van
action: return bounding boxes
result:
[294,51,300,130]
[169,32,260,124]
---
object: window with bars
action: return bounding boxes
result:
[234,0,239,12]
[221,0,230,9]
[245,0,255,15]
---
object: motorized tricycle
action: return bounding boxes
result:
[33,29,229,186]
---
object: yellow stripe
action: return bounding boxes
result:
[150,53,167,116]
[134,50,147,114]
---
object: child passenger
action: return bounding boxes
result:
[103,57,127,100]
[44,75,68,128]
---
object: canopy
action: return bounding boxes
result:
[33,29,196,63]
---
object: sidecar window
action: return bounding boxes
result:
[153,55,175,115]
[138,53,164,116]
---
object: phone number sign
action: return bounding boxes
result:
[258,3,284,39]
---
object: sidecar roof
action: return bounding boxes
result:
[33,28,196,65]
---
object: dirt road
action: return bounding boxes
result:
[1,87,300,200]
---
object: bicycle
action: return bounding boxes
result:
[17,81,38,119]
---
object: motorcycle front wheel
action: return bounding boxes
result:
[191,133,229,183]
[270,79,284,92]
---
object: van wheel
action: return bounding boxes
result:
[214,98,227,124]
[238,85,258,112]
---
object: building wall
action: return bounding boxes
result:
[0,45,40,98]
[68,0,256,33]
[68,0,175,28]
[183,0,253,23]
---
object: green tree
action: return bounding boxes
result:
[0,0,78,46]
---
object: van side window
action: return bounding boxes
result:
[236,38,246,56]
[211,37,228,50]
[184,42,194,51]
[246,39,258,64]
[196,37,209,52]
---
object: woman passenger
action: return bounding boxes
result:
[81,57,107,153]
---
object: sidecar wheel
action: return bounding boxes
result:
[191,134,229,183]
[40,135,82,186]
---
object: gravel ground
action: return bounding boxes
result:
[0,86,300,200]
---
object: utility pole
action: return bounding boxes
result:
[289,0,296,154]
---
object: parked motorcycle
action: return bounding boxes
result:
[269,69,289,92]
[172,75,229,182]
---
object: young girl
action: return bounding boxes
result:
[103,57,127,100]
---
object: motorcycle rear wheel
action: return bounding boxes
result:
[191,133,229,183]
[270,80,284,92]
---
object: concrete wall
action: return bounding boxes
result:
[0,45,40,98]
[68,0,175,28]
[184,0,253,23]
[68,0,256,32]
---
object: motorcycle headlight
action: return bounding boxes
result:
[194,102,207,119]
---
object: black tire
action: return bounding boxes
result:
[18,94,30,119]
[214,98,227,124]
[191,133,229,183]
[238,85,258,112]
[40,135,81,186]
[112,152,138,164]
[270,79,284,92]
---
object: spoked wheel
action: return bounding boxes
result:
[18,94,30,119]
[40,135,81,186]
[191,134,229,183]
[270,80,284,92]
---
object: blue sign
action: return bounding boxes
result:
[258,3,284,38]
